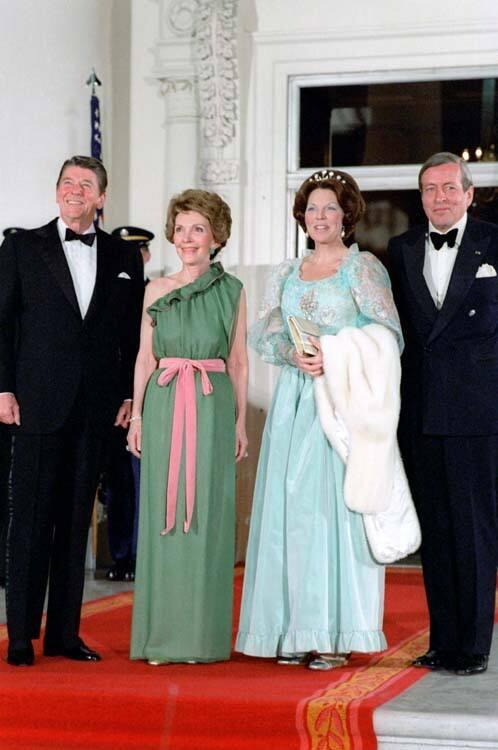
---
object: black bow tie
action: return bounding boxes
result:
[65,228,96,246]
[429,228,458,250]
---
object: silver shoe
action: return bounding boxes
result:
[147,659,169,666]
[276,653,309,666]
[308,653,349,671]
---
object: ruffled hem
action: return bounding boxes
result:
[235,628,387,657]
[147,262,225,315]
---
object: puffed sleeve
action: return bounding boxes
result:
[348,251,404,352]
[248,260,297,366]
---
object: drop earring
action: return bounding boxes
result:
[340,227,346,239]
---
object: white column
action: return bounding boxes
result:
[159,77,200,199]
[148,1,202,271]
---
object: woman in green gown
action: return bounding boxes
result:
[128,190,248,665]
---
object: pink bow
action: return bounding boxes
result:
[157,357,226,534]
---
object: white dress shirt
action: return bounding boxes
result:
[57,218,97,317]
[423,214,468,309]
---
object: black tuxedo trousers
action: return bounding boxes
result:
[401,428,498,655]
[7,400,105,647]
[0,427,10,581]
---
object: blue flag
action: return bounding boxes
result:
[90,91,104,226]
[91,93,102,161]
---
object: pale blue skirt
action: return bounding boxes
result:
[236,366,386,657]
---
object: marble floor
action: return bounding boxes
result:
[1,573,497,749]
[375,635,498,749]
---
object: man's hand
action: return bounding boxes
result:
[114,400,132,428]
[0,393,20,426]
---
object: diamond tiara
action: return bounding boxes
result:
[308,169,347,184]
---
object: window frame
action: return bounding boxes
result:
[287,67,498,257]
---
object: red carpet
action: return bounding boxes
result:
[0,568,431,750]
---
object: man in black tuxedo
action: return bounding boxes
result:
[389,152,498,676]
[0,229,23,588]
[102,226,154,583]
[0,156,144,666]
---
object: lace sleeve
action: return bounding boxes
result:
[349,251,404,352]
[248,260,296,366]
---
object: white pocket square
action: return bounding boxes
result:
[475,263,497,278]
[117,272,131,279]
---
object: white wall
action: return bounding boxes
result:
[128,0,167,276]
[109,0,132,227]
[243,0,498,267]
[0,0,129,233]
[122,0,498,410]
[254,0,498,30]
[2,0,497,247]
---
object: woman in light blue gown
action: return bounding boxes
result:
[236,169,403,670]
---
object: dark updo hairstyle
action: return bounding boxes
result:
[293,169,366,240]
[165,189,232,259]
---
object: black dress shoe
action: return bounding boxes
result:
[412,649,449,670]
[454,654,488,676]
[105,561,126,581]
[44,641,101,662]
[7,641,34,667]
[123,563,135,582]
[106,558,135,582]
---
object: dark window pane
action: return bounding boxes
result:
[299,79,498,167]
[353,190,424,265]
[472,187,498,224]
[341,188,497,264]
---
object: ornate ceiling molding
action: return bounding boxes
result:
[166,0,198,36]
[200,158,239,184]
[194,0,239,148]
[159,77,195,95]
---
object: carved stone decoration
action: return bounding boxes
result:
[167,0,199,36]
[200,158,239,184]
[193,0,239,148]
[158,75,198,122]
[159,77,195,96]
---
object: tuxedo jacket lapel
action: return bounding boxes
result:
[36,220,80,316]
[427,219,491,343]
[402,230,438,324]
[84,228,111,325]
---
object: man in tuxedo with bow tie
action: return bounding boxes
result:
[0,156,144,666]
[389,152,498,676]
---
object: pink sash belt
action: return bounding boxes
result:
[157,357,226,535]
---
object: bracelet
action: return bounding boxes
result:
[129,415,142,422]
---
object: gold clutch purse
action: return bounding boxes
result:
[287,315,320,356]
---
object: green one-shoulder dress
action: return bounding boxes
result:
[130,263,242,663]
